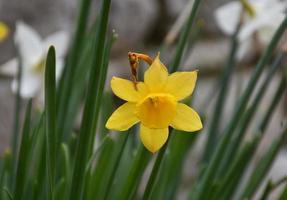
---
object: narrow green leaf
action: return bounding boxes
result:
[143,136,170,200]
[212,134,260,200]
[0,150,12,200]
[104,133,129,200]
[192,16,287,200]
[14,100,32,200]
[58,19,99,141]
[11,46,23,189]
[119,145,151,200]
[57,0,93,139]
[44,46,57,199]
[86,137,114,199]
[238,128,287,199]
[170,0,202,72]
[151,129,199,200]
[88,30,118,156]
[259,180,273,200]
[2,187,13,200]
[202,23,239,163]
[70,0,111,198]
[216,53,286,177]
[59,144,71,200]
[279,185,287,200]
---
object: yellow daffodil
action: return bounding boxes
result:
[106,54,202,153]
[0,22,9,41]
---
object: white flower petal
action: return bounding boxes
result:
[43,31,69,58]
[55,58,64,81]
[12,72,42,98]
[15,21,44,68]
[0,58,18,76]
[239,11,285,43]
[215,1,242,35]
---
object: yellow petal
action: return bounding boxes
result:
[106,102,139,131]
[166,71,197,101]
[170,103,202,132]
[144,54,168,92]
[0,22,9,41]
[140,124,168,153]
[111,77,147,102]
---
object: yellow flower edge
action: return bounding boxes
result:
[106,54,203,153]
[0,22,9,41]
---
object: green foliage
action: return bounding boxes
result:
[1,0,287,199]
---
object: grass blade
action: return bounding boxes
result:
[216,53,286,177]
[191,16,287,200]
[202,24,239,163]
[119,145,151,200]
[11,46,23,189]
[143,136,170,200]
[170,0,202,72]
[104,133,129,200]
[44,46,57,199]
[238,128,287,200]
[2,187,13,200]
[211,134,260,200]
[70,0,111,198]
[57,0,93,139]
[14,100,32,200]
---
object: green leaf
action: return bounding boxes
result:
[2,187,13,200]
[69,0,111,198]
[212,134,260,200]
[14,100,32,200]
[170,0,202,72]
[143,135,170,200]
[103,132,129,199]
[202,23,239,163]
[151,130,199,200]
[192,16,287,200]
[279,185,287,200]
[44,46,57,199]
[11,47,23,189]
[57,0,93,139]
[216,53,286,177]
[238,128,287,200]
[119,145,151,200]
[86,137,115,199]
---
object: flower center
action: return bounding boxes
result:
[135,93,177,129]
[32,58,45,74]
[240,0,256,17]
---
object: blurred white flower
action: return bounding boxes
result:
[0,21,69,98]
[215,0,287,59]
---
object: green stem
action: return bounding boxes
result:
[202,23,239,163]
[119,145,150,200]
[104,133,129,200]
[142,134,171,200]
[170,0,202,72]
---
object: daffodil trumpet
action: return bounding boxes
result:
[106,53,203,153]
